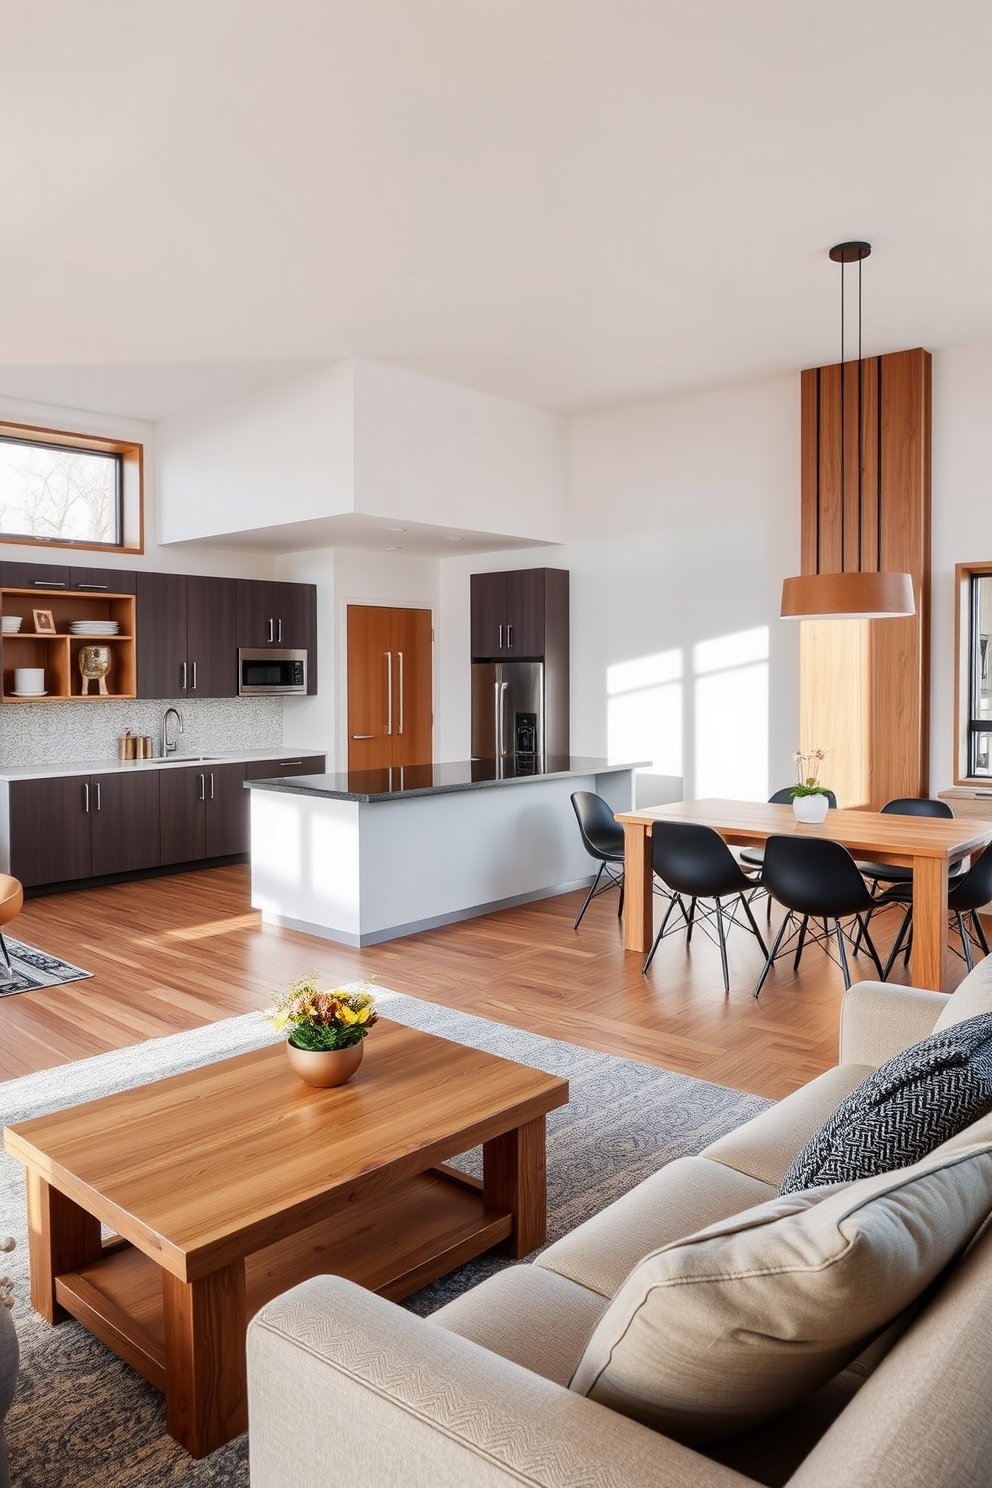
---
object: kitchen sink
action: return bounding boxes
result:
[142,754,226,765]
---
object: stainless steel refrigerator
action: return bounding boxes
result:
[471,660,545,768]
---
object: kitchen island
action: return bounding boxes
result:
[247,757,637,946]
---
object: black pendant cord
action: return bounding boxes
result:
[839,260,846,573]
[857,254,863,573]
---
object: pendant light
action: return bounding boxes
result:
[780,242,915,620]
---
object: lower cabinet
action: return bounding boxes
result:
[159,762,248,865]
[243,755,326,781]
[9,771,161,887]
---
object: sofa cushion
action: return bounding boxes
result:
[701,1065,871,1188]
[781,1013,992,1194]
[536,1155,777,1299]
[569,1141,992,1445]
[933,951,992,1032]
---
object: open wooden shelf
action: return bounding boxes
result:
[0,588,136,701]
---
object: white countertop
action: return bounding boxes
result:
[0,747,326,783]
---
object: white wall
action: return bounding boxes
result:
[156,363,355,545]
[279,545,439,769]
[930,339,992,789]
[353,360,566,541]
[439,374,801,804]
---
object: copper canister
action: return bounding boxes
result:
[119,731,136,760]
[136,735,153,759]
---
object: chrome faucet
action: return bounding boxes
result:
[163,706,185,756]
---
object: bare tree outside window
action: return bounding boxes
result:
[0,438,120,545]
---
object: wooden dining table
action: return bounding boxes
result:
[615,798,992,992]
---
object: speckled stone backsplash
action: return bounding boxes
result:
[0,697,284,767]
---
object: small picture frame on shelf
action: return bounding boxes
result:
[32,609,56,635]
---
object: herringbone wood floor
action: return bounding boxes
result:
[0,865,967,1097]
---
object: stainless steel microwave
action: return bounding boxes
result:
[238,648,307,695]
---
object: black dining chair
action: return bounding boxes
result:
[851,797,969,962]
[739,787,838,916]
[880,844,992,979]
[570,792,625,930]
[643,821,768,991]
[753,835,887,998]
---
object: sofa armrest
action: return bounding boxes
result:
[839,982,948,1067]
[248,1276,755,1488]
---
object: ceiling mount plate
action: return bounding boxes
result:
[829,241,872,264]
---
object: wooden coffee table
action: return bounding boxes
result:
[4,1019,569,1458]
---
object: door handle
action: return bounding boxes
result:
[386,651,393,735]
[352,734,374,740]
[83,783,90,813]
[267,618,274,643]
[198,773,205,802]
[498,623,504,649]
[95,782,101,811]
[191,660,197,691]
[277,618,283,643]
[181,660,188,691]
[209,771,215,800]
[398,651,404,735]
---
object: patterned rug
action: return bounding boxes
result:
[0,992,771,1487]
[0,938,91,997]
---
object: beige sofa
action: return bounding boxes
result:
[247,961,992,1488]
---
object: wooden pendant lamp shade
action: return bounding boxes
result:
[781,242,915,621]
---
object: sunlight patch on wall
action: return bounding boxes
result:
[694,627,769,800]
[607,648,683,776]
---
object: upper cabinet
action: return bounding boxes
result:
[236,579,318,694]
[470,568,568,661]
[136,573,238,699]
[0,560,72,590]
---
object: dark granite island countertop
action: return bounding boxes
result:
[244,756,642,804]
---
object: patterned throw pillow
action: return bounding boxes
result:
[781,1012,992,1194]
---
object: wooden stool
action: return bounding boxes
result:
[0,876,23,981]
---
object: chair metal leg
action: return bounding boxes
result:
[956,911,974,972]
[714,897,730,993]
[573,862,606,931]
[737,893,769,958]
[753,914,791,999]
[642,892,680,973]
[973,911,990,956]
[834,920,852,990]
[792,915,809,972]
[617,876,625,918]
[855,914,886,980]
[882,907,913,981]
[685,897,697,945]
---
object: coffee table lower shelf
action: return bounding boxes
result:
[53,1165,510,1394]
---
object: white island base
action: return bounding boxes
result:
[248,760,635,947]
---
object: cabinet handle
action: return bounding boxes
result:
[95,782,101,811]
[507,623,513,648]
[181,660,188,691]
[209,771,215,801]
[398,650,404,734]
[267,618,274,643]
[280,760,303,766]
[386,651,393,735]
[198,773,205,802]
[498,623,504,648]
[277,618,283,643]
[76,583,108,590]
[191,660,197,691]
[35,580,65,588]
[351,734,373,740]
[83,782,90,813]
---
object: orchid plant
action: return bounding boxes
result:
[790,747,831,798]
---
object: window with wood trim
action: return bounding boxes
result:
[956,561,992,780]
[0,421,143,553]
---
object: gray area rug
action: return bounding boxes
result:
[0,991,771,1488]
[0,938,92,997]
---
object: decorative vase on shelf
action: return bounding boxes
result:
[793,793,830,823]
[285,1039,364,1088]
[78,644,112,695]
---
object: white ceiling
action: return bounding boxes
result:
[0,1,990,420]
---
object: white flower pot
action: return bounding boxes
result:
[793,793,830,823]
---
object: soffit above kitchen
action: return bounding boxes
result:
[0,2,990,418]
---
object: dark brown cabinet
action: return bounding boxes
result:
[0,560,72,590]
[470,568,566,660]
[236,579,317,694]
[8,770,160,887]
[136,573,237,699]
[69,567,136,594]
[160,761,248,865]
[244,754,326,780]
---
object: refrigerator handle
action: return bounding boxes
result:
[494,681,501,758]
[398,651,404,734]
[500,680,509,755]
[386,652,393,735]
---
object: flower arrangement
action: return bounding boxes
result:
[790,747,831,798]
[265,973,378,1052]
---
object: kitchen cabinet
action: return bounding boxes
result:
[235,579,318,694]
[0,560,72,590]
[159,761,248,864]
[136,573,237,699]
[70,567,136,594]
[1,588,136,702]
[244,755,326,780]
[8,770,160,887]
[470,568,567,660]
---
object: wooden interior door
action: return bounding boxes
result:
[348,606,432,771]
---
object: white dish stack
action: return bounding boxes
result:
[69,620,120,636]
[1,617,22,634]
[13,668,46,697]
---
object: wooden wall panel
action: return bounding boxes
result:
[799,348,931,810]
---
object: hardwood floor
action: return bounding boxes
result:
[0,866,968,1098]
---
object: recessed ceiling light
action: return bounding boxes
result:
[443,535,464,542]
[384,526,406,533]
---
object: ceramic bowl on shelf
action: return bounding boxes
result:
[1,617,22,633]
[13,668,45,693]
